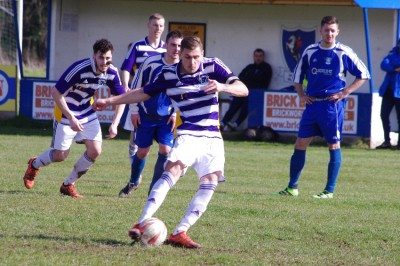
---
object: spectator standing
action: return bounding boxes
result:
[376,39,400,149]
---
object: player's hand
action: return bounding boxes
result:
[202,79,222,94]
[106,123,118,139]
[300,95,314,105]
[131,113,141,128]
[168,115,177,132]
[328,90,349,102]
[93,99,108,111]
[69,116,84,132]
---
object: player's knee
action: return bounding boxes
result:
[52,150,69,162]
[86,148,101,160]
[136,148,150,159]
[165,161,184,178]
[158,145,171,155]
[200,172,220,183]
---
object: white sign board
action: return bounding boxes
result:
[263,92,358,134]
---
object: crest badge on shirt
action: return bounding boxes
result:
[282,27,316,72]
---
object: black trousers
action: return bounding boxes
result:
[380,88,400,144]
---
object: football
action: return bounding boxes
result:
[140,217,168,247]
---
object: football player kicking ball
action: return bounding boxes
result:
[23,39,125,198]
[93,36,248,248]
[278,16,370,199]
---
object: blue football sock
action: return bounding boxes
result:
[288,149,306,189]
[129,154,146,186]
[325,149,342,193]
[148,153,168,194]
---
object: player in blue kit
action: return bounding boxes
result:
[23,39,126,198]
[94,36,248,248]
[121,13,166,164]
[278,16,370,199]
[118,31,183,197]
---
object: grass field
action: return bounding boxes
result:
[1,119,399,265]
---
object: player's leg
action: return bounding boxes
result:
[167,137,224,248]
[279,105,316,196]
[128,135,194,240]
[23,120,74,189]
[60,119,102,198]
[128,161,183,241]
[314,101,344,199]
[148,120,174,194]
[124,108,138,162]
[119,122,154,197]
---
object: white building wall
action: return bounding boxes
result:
[50,0,396,94]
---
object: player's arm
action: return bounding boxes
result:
[93,88,151,111]
[204,79,248,97]
[120,70,131,90]
[328,78,366,102]
[294,82,313,105]
[51,87,83,131]
[106,103,125,139]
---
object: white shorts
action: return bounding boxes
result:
[168,135,225,181]
[52,119,102,151]
[123,108,135,131]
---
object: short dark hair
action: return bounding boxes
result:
[166,30,183,43]
[321,16,339,27]
[254,48,265,55]
[181,36,203,51]
[93,39,113,54]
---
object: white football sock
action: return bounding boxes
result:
[138,171,176,223]
[32,149,54,169]
[173,181,218,235]
[63,153,94,185]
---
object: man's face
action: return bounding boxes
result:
[253,51,265,65]
[93,50,112,73]
[320,23,339,46]
[166,37,182,62]
[180,46,203,74]
[148,18,165,39]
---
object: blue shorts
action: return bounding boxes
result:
[298,99,346,144]
[135,115,174,148]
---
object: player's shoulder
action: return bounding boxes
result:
[203,56,226,66]
[144,53,164,64]
[65,58,91,75]
[131,37,147,48]
[107,63,120,75]
[335,42,355,54]
[305,43,320,52]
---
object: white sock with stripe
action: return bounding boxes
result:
[63,153,94,185]
[138,171,176,223]
[32,149,54,169]
[173,181,218,235]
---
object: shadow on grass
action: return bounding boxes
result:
[10,233,131,247]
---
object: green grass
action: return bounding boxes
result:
[1,118,399,265]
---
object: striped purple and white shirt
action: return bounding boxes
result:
[143,57,239,138]
[55,57,125,125]
[121,37,166,75]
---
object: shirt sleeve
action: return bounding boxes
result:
[121,43,137,73]
[343,51,370,80]
[54,62,81,94]
[109,69,126,96]
[212,58,239,84]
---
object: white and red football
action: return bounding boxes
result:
[140,217,168,247]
